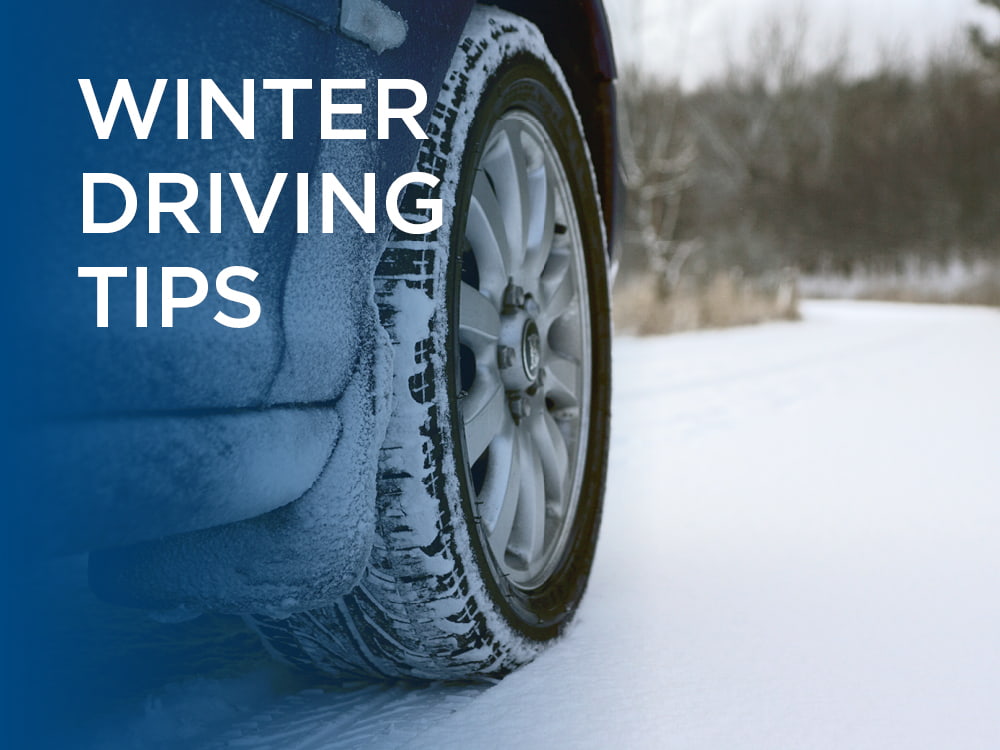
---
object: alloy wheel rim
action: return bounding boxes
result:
[457,110,592,590]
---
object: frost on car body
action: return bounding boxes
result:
[11,1,620,679]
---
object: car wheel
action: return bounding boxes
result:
[253,7,611,679]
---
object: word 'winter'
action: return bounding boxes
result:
[78,78,429,140]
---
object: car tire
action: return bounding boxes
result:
[252,6,611,680]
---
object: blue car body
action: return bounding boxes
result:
[7,0,619,612]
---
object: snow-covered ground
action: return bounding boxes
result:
[84,300,1000,749]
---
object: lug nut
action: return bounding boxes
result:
[497,345,516,369]
[502,282,526,312]
[508,393,532,424]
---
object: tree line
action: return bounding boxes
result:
[619,6,1000,288]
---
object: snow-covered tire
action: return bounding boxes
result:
[253,7,612,680]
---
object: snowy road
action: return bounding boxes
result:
[88,301,1000,749]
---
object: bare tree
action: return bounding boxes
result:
[619,68,700,295]
[614,0,702,296]
[618,4,1000,299]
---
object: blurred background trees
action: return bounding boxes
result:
[970,0,1000,66]
[613,1,1000,332]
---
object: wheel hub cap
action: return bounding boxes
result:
[521,319,541,382]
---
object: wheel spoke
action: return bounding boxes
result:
[529,409,569,501]
[487,428,521,562]
[461,370,507,462]
[539,249,574,324]
[510,433,546,567]
[481,122,529,274]
[459,282,501,353]
[467,171,512,296]
[545,354,581,410]
[523,161,555,283]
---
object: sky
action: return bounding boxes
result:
[604,0,1000,87]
